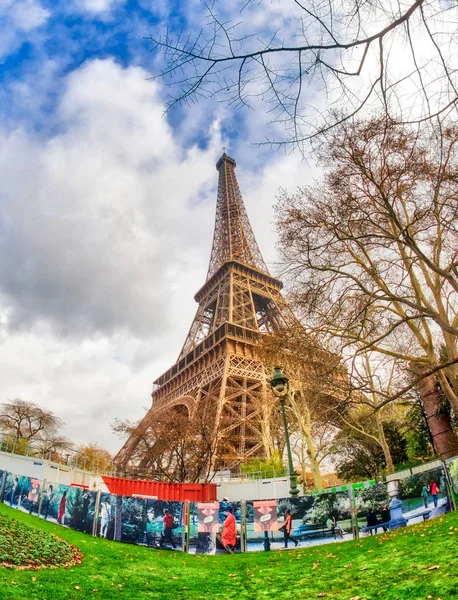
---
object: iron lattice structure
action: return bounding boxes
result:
[115,153,299,473]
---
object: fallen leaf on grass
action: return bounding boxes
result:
[74,586,80,590]
[427,565,440,570]
[360,567,367,571]
[312,563,319,569]
[350,596,361,600]
[228,574,237,578]
[317,594,326,597]
[344,564,352,568]
[367,550,374,553]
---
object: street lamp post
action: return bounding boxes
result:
[269,367,299,497]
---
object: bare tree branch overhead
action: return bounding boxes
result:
[147,0,458,150]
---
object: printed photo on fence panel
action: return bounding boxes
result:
[188,501,241,554]
[354,483,390,536]
[39,482,96,532]
[189,501,220,555]
[398,466,449,523]
[260,493,352,550]
[120,497,184,551]
[3,473,41,515]
[245,499,278,552]
[447,456,458,500]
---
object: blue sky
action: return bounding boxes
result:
[0,0,314,451]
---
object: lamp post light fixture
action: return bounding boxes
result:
[269,367,299,497]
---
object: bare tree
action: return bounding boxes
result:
[276,117,458,417]
[113,404,225,483]
[148,0,458,150]
[336,352,408,474]
[256,330,345,489]
[0,398,63,442]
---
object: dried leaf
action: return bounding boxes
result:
[427,565,440,570]
[317,594,326,598]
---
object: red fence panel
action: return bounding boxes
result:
[100,476,217,502]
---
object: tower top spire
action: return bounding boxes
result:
[206,154,269,280]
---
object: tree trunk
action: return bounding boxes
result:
[375,412,394,474]
[302,427,324,490]
[409,362,458,460]
[290,391,324,490]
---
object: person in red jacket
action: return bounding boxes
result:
[57,490,67,525]
[279,509,299,548]
[160,508,176,549]
[221,506,237,552]
[430,481,440,508]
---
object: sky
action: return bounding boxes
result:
[0,0,316,453]
[1,0,456,456]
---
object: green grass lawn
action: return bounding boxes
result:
[1,502,457,600]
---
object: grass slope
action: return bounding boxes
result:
[0,503,457,600]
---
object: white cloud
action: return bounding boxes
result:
[0,57,316,452]
[73,0,125,15]
[0,0,49,58]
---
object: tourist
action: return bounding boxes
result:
[366,508,379,534]
[161,508,176,549]
[279,509,298,549]
[221,506,237,552]
[43,484,54,519]
[80,490,91,532]
[57,490,67,525]
[380,504,390,532]
[430,481,440,508]
[326,515,337,537]
[421,484,429,508]
[100,497,111,538]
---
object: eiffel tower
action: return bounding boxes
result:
[115,153,298,473]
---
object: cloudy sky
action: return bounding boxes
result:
[0,0,318,452]
[1,0,455,454]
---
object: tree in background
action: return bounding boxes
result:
[276,117,458,421]
[240,450,286,479]
[73,444,113,473]
[333,420,408,481]
[0,398,63,445]
[256,331,345,490]
[113,402,225,483]
[149,0,458,150]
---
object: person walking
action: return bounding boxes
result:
[421,484,429,508]
[430,481,440,508]
[160,508,176,549]
[221,506,237,552]
[57,490,67,525]
[100,497,111,538]
[279,509,298,548]
[43,484,54,519]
